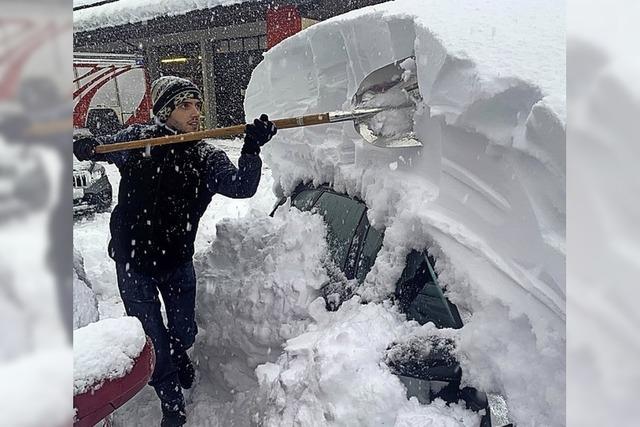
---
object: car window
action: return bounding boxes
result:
[291,188,322,211]
[396,251,462,329]
[312,192,366,270]
[355,222,384,283]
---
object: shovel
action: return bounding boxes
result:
[95,56,422,155]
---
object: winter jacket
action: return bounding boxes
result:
[73,123,262,274]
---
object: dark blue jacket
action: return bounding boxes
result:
[74,123,262,274]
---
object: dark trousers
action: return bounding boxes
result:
[115,261,198,412]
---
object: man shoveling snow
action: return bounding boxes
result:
[73,76,277,426]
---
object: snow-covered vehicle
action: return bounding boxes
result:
[272,183,505,427]
[73,128,113,216]
[73,157,112,216]
[72,105,124,216]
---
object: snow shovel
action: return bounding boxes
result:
[94,56,422,155]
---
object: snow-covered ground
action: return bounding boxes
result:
[74,0,565,426]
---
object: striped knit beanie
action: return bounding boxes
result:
[151,76,202,123]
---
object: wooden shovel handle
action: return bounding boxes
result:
[94,113,331,154]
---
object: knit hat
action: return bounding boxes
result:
[151,76,202,123]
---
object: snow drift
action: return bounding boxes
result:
[192,207,329,396]
[73,248,99,330]
[245,0,565,425]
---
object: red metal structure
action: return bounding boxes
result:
[0,17,69,101]
[266,5,302,49]
[73,53,152,128]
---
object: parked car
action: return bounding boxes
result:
[73,153,113,216]
[272,183,514,427]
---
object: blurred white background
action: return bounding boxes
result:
[0,1,72,426]
[568,0,640,426]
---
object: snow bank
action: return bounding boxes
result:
[193,206,329,394]
[73,316,146,395]
[73,248,99,329]
[255,297,481,426]
[74,0,244,32]
[245,0,565,425]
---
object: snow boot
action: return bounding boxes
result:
[161,408,186,427]
[173,350,195,389]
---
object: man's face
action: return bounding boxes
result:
[166,99,202,133]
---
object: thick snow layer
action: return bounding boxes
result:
[73,248,99,329]
[254,297,481,426]
[74,0,244,32]
[245,0,565,425]
[192,206,329,395]
[73,316,146,395]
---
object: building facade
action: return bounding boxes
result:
[73,0,386,128]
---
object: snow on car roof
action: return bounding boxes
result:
[73,0,246,32]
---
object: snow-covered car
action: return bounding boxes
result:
[73,156,112,216]
[73,128,113,216]
[272,183,511,427]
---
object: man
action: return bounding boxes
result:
[73,76,276,426]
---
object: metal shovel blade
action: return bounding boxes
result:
[352,56,423,148]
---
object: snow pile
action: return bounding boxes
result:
[73,316,146,395]
[245,0,565,425]
[254,297,480,426]
[74,0,244,32]
[73,248,99,329]
[192,206,329,394]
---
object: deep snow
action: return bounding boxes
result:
[73,0,565,425]
[244,0,565,425]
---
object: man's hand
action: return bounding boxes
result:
[242,114,277,155]
[73,137,100,161]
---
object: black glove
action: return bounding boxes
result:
[73,137,100,161]
[242,114,277,155]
